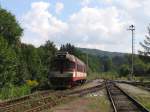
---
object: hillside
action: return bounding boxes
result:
[78,48,127,57]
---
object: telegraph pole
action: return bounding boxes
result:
[86,53,88,71]
[128,25,135,80]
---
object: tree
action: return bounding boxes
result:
[0,36,17,87]
[21,44,41,80]
[101,56,113,72]
[60,43,76,55]
[134,59,146,75]
[38,41,57,87]
[119,64,130,76]
[139,25,150,56]
[39,41,57,68]
[0,8,23,45]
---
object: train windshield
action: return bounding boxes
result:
[52,59,75,73]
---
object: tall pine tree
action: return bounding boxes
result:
[139,25,150,56]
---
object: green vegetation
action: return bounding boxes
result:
[87,97,111,112]
[136,95,150,110]
[139,25,150,56]
[79,47,150,78]
[0,7,57,99]
[0,84,30,100]
[87,72,118,81]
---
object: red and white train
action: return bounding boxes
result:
[49,52,87,88]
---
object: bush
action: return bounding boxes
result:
[119,65,130,76]
[26,80,39,89]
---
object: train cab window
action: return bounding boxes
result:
[69,62,75,69]
[52,59,75,73]
[63,61,75,70]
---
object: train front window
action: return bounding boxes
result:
[52,59,75,73]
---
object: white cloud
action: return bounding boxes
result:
[21,1,133,52]
[21,0,150,53]
[21,1,67,46]
[55,2,64,14]
[64,6,132,52]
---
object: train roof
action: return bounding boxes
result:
[56,52,86,66]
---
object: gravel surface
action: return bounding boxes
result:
[47,86,112,112]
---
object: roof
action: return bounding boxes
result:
[56,52,86,66]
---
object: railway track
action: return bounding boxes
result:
[24,82,105,112]
[0,90,53,108]
[106,81,149,112]
[0,90,59,112]
[0,81,104,112]
[67,81,105,97]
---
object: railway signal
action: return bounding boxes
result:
[127,25,135,80]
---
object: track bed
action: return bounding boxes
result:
[0,80,104,112]
[106,81,149,112]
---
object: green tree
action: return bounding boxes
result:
[139,25,150,56]
[60,43,76,55]
[38,41,57,87]
[0,7,24,85]
[21,44,41,80]
[134,60,146,75]
[101,56,113,72]
[0,36,17,87]
[39,41,57,69]
[119,64,130,76]
[0,8,23,45]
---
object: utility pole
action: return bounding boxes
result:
[86,53,88,71]
[127,25,135,80]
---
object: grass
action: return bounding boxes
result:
[87,96,111,112]
[132,76,150,82]
[0,84,31,100]
[88,72,150,83]
[87,72,119,81]
[136,95,150,110]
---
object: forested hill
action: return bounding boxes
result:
[78,48,127,57]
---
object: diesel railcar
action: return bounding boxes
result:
[49,52,87,88]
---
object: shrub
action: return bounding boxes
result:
[26,80,39,88]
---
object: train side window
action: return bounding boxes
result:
[70,62,75,68]
[77,64,85,72]
[77,64,80,71]
[77,64,79,71]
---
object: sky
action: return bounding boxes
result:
[0,0,150,53]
